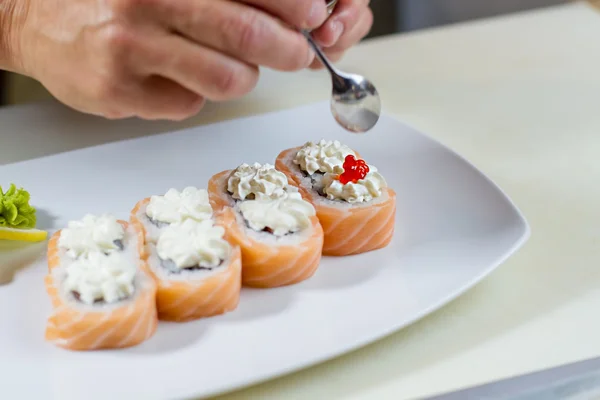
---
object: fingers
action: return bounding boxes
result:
[134,76,206,121]
[65,23,206,121]
[326,5,373,53]
[82,8,263,121]
[237,0,329,30]
[160,0,317,71]
[88,75,206,121]
[140,33,260,102]
[311,0,372,49]
[308,2,373,69]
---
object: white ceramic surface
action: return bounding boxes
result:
[0,102,529,400]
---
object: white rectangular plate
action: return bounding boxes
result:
[0,102,529,400]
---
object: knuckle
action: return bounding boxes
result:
[211,65,259,100]
[99,23,136,56]
[212,65,239,98]
[94,23,138,79]
[234,12,264,54]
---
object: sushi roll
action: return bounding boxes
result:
[208,163,324,288]
[47,214,131,271]
[275,140,396,256]
[44,220,158,351]
[141,218,242,322]
[130,187,241,322]
[129,187,213,258]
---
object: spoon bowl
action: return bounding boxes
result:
[330,72,381,133]
[302,31,381,133]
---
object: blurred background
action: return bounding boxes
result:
[0,0,575,107]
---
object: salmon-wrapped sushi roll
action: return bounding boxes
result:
[208,163,324,288]
[47,214,132,271]
[275,140,396,256]
[129,187,241,322]
[44,224,158,351]
[141,218,241,322]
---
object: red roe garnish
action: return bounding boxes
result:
[338,155,369,184]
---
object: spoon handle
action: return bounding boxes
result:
[301,30,339,76]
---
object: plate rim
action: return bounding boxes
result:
[0,101,532,399]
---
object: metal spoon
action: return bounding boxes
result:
[302,30,381,134]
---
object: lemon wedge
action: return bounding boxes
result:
[0,226,48,242]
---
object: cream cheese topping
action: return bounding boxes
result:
[239,188,316,236]
[156,219,231,269]
[64,251,136,305]
[322,166,388,203]
[58,214,125,259]
[293,139,356,175]
[145,187,212,224]
[227,162,289,200]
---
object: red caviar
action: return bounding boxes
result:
[338,155,369,184]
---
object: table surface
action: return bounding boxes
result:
[2,2,600,399]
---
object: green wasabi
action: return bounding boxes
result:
[0,184,37,229]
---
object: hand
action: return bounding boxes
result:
[308,0,373,69]
[7,0,329,121]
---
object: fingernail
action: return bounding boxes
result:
[331,20,344,43]
[308,0,327,28]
